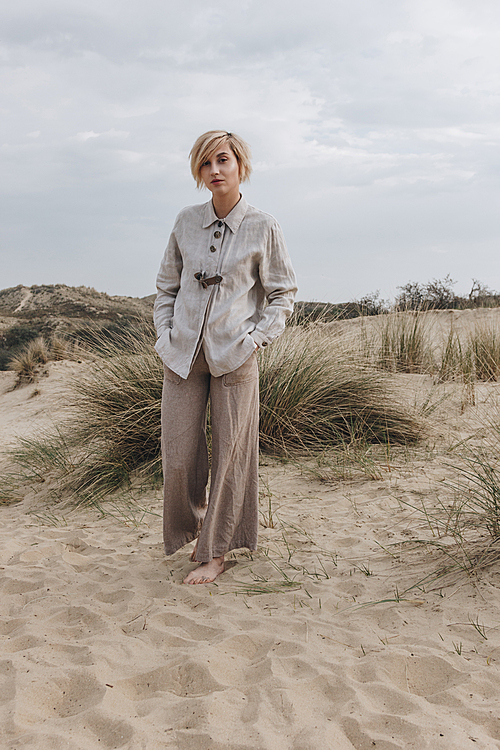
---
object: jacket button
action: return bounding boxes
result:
[210,245,217,252]
[218,221,223,227]
[214,231,221,238]
[261,341,268,347]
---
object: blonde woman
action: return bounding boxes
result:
[154,130,297,584]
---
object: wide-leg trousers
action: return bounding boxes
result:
[161,347,259,562]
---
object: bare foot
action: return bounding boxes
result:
[183,556,225,585]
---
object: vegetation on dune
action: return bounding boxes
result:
[258,326,422,452]
[393,275,500,312]
[0,322,45,370]
[377,312,433,374]
[398,434,500,582]
[356,310,500,384]
[8,335,83,387]
[8,337,50,386]
[1,323,422,505]
[2,292,500,589]
[0,283,154,370]
[435,323,500,385]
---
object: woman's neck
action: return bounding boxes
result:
[212,191,241,219]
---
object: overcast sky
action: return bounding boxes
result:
[1,0,499,303]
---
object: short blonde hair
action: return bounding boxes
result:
[190,130,252,188]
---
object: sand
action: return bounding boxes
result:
[1,345,500,749]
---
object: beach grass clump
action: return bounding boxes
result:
[9,337,50,386]
[436,327,465,383]
[395,434,500,582]
[451,451,500,539]
[49,335,78,362]
[258,325,422,453]
[436,322,500,384]
[8,333,85,387]
[377,312,433,374]
[2,324,422,504]
[467,324,500,382]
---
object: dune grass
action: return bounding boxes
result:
[436,322,500,385]
[259,325,421,453]
[377,311,433,374]
[395,432,500,583]
[1,324,422,505]
[368,311,500,387]
[9,337,50,386]
[8,334,83,387]
[467,324,500,382]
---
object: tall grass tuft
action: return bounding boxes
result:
[2,325,422,504]
[378,312,433,374]
[49,335,79,362]
[259,326,422,453]
[9,337,50,386]
[467,324,500,382]
[452,451,500,538]
[437,322,500,385]
[396,432,500,581]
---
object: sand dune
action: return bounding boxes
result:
[1,349,500,748]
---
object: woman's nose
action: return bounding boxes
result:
[210,162,219,175]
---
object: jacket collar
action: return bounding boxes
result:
[202,194,248,233]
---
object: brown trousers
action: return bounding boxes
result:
[161,348,259,562]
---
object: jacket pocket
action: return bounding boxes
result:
[164,365,181,384]
[223,352,258,386]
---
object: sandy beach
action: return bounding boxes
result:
[1,327,500,749]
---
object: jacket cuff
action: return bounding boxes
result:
[250,330,270,349]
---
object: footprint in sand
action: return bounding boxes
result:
[308,673,357,706]
[1,577,45,595]
[381,653,469,697]
[205,636,267,686]
[95,589,134,606]
[173,732,255,750]
[358,680,422,716]
[77,710,134,749]
[278,657,318,680]
[44,643,94,667]
[47,606,109,638]
[0,618,25,636]
[116,659,223,700]
[150,612,219,641]
[16,669,105,721]
[3,634,45,653]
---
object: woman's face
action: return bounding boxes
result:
[200,144,240,198]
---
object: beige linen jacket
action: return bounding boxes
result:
[154,195,297,379]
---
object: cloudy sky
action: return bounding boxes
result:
[1,0,499,303]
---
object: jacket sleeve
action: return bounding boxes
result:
[153,226,183,338]
[250,221,298,348]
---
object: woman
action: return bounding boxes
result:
[154,130,297,584]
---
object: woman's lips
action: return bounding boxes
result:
[211,179,223,185]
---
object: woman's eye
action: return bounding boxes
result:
[202,161,210,167]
